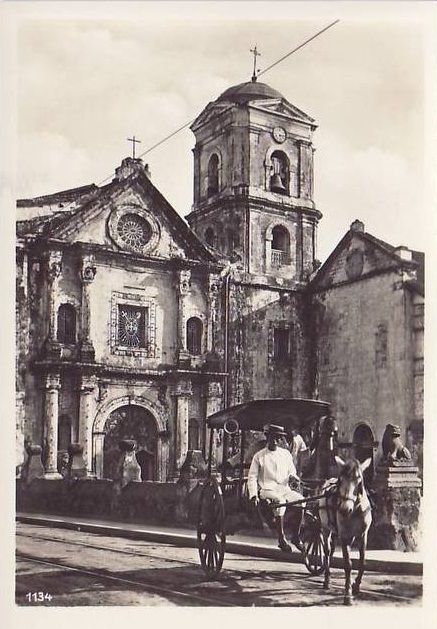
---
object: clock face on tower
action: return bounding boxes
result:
[272,126,286,143]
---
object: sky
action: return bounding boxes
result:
[8,1,436,261]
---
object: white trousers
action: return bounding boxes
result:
[259,487,304,516]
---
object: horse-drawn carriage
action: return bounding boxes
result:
[196,398,372,605]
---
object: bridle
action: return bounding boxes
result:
[336,467,369,516]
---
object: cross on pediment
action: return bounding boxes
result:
[127,135,141,159]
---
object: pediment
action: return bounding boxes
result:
[46,173,216,263]
[191,101,234,131]
[249,98,315,125]
[312,230,407,290]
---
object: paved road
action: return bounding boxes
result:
[16,523,422,607]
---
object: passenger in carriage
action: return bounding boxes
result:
[226,430,266,474]
[248,424,304,552]
[285,428,309,476]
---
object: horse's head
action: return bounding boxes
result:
[335,456,371,516]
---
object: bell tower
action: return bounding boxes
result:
[186,78,322,283]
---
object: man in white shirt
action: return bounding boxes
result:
[248,424,304,551]
[287,428,309,475]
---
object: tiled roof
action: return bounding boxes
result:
[17,184,98,208]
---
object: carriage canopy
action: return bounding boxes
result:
[207,398,331,433]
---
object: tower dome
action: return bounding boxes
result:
[216,80,285,104]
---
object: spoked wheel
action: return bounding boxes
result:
[197,478,226,578]
[300,507,325,576]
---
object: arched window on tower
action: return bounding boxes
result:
[207,154,219,197]
[188,418,200,451]
[57,304,77,344]
[204,227,215,248]
[271,225,290,268]
[270,151,289,194]
[186,317,203,355]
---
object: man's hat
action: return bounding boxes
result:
[264,424,287,437]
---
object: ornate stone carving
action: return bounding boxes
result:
[81,264,97,282]
[114,439,142,487]
[173,380,193,397]
[208,273,221,296]
[79,375,97,394]
[110,290,157,359]
[45,250,63,282]
[44,373,61,391]
[207,381,222,398]
[98,382,109,403]
[48,261,62,282]
[381,424,412,464]
[177,450,208,485]
[80,255,97,283]
[178,269,191,295]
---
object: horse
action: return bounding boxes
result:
[318,456,372,605]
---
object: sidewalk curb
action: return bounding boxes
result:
[17,514,422,576]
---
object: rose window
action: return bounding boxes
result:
[117,213,152,251]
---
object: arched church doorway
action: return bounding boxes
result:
[353,423,375,486]
[103,405,157,480]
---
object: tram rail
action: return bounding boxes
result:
[16,528,417,605]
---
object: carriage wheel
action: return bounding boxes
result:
[300,508,325,576]
[197,478,226,578]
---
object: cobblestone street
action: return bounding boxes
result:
[16,523,422,607]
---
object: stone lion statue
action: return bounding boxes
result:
[381,424,412,464]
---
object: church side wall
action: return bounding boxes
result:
[227,283,312,404]
[314,273,415,456]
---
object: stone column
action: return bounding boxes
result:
[265,233,273,274]
[43,373,62,479]
[206,274,220,352]
[176,269,191,366]
[173,380,193,474]
[301,217,315,280]
[78,374,97,476]
[44,251,63,359]
[205,381,223,468]
[79,255,97,362]
[298,140,312,199]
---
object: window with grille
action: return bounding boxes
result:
[57,304,76,344]
[187,317,203,355]
[118,305,148,348]
[273,327,290,362]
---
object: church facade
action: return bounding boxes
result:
[15,78,424,481]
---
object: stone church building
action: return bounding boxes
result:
[15,78,424,481]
